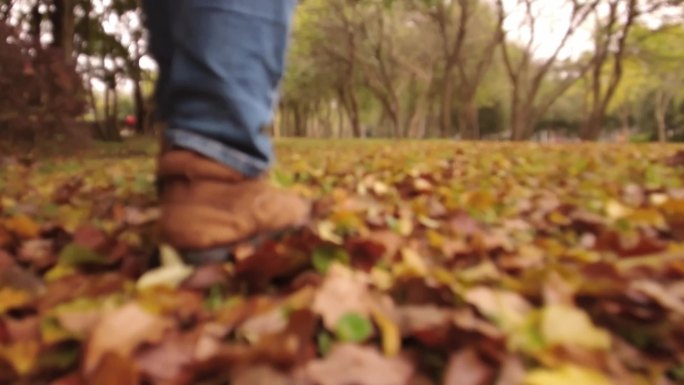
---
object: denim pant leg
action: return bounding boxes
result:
[161,0,297,177]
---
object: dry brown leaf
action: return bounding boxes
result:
[495,356,527,385]
[312,264,372,329]
[84,303,172,375]
[4,215,40,239]
[56,310,101,336]
[232,365,293,385]
[88,352,139,385]
[465,287,532,330]
[396,305,451,335]
[239,306,288,343]
[135,332,198,383]
[443,349,492,385]
[304,344,414,385]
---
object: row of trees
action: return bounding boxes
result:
[0,0,145,145]
[279,0,684,141]
[0,0,682,144]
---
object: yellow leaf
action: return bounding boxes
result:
[159,244,185,267]
[317,221,343,244]
[605,200,632,220]
[626,209,667,229]
[426,230,445,248]
[465,191,496,211]
[136,245,194,290]
[398,248,428,277]
[137,264,193,291]
[0,342,39,375]
[549,212,571,226]
[541,305,611,350]
[0,288,30,314]
[4,215,40,239]
[44,264,78,282]
[371,307,401,357]
[370,267,393,291]
[413,178,433,192]
[41,317,75,345]
[524,365,611,385]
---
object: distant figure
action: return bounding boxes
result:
[142,1,310,264]
[120,115,137,138]
[124,115,136,129]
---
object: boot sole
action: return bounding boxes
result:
[180,229,294,265]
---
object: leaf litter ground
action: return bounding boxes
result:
[2,140,684,384]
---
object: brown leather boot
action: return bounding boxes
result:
[158,150,311,263]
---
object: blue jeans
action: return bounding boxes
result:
[142,0,297,177]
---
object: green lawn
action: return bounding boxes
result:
[2,140,684,384]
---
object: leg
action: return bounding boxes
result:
[165,0,298,177]
[153,0,310,259]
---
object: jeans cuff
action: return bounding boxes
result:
[165,128,269,177]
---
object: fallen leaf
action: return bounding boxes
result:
[465,288,532,331]
[135,332,197,382]
[137,245,194,290]
[0,264,45,296]
[304,344,414,385]
[0,341,39,376]
[88,352,139,385]
[523,365,611,385]
[495,356,527,385]
[335,313,373,343]
[0,288,30,314]
[4,215,40,239]
[631,280,684,315]
[0,227,13,248]
[541,305,611,350]
[312,264,371,329]
[84,303,171,374]
[239,306,288,343]
[232,365,293,385]
[443,349,492,385]
[371,307,401,357]
[59,244,109,266]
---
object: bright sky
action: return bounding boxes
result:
[91,0,681,91]
[501,0,683,59]
[501,0,594,59]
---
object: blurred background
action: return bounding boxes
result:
[0,0,683,152]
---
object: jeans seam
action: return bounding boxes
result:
[187,2,290,25]
[166,128,269,177]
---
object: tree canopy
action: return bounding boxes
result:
[0,0,683,144]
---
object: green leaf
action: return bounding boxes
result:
[37,344,80,371]
[317,332,333,357]
[204,285,224,311]
[58,244,109,266]
[668,365,684,381]
[335,313,373,343]
[312,245,350,274]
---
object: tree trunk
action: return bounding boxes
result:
[459,97,480,140]
[112,87,119,136]
[579,111,603,141]
[654,92,668,143]
[30,4,41,42]
[510,100,532,141]
[338,87,361,138]
[293,105,303,137]
[132,69,145,134]
[440,71,455,138]
[51,0,75,62]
